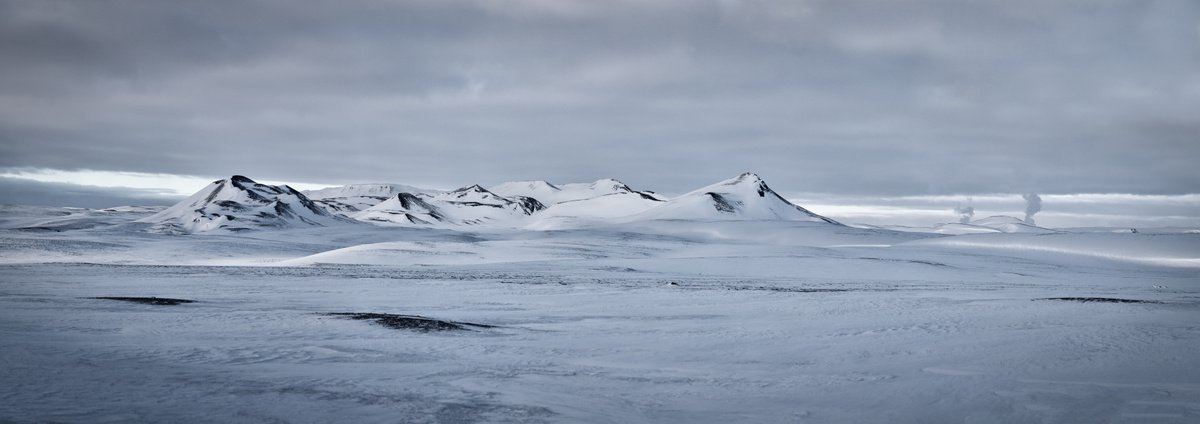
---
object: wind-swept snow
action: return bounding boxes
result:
[2,172,1198,423]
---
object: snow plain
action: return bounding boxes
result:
[1,203,1198,423]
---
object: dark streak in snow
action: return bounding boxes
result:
[324,312,495,332]
[91,296,196,305]
[1037,297,1161,304]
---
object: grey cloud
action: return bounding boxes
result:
[0,177,183,208]
[1,0,1197,195]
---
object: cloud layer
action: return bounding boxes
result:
[2,0,1197,194]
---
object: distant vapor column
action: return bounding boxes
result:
[954,202,975,224]
[1022,193,1042,225]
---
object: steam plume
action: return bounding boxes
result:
[954,203,975,224]
[1022,193,1042,225]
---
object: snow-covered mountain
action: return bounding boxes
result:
[354,185,545,227]
[135,172,837,232]
[489,178,666,227]
[490,178,665,206]
[303,184,438,213]
[535,192,666,222]
[629,173,840,223]
[139,175,352,234]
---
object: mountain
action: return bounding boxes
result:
[629,173,839,223]
[136,173,835,232]
[138,175,352,234]
[537,192,666,220]
[490,178,664,206]
[303,183,438,214]
[354,185,545,227]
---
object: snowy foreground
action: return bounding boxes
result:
[2,205,1199,423]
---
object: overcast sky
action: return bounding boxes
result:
[1,0,1198,208]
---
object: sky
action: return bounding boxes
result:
[1,0,1198,226]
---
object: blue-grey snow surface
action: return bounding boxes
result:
[1,205,1198,423]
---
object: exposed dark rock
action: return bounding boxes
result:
[706,192,738,213]
[214,200,246,210]
[511,196,546,214]
[324,312,494,332]
[635,191,665,202]
[92,296,196,305]
[1038,297,1160,304]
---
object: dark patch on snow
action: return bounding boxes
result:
[314,199,361,213]
[592,266,640,272]
[214,200,246,210]
[512,196,546,214]
[91,296,196,305]
[450,184,494,198]
[324,312,495,332]
[446,201,505,209]
[395,193,426,209]
[405,213,432,225]
[706,192,738,213]
[11,226,54,232]
[393,193,447,222]
[1037,297,1161,304]
[635,191,666,202]
[856,257,949,267]
[766,190,841,225]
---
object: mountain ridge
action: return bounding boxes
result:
[148,172,839,232]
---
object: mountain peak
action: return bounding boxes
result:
[709,172,771,198]
[140,175,349,233]
[724,172,763,185]
[590,178,632,193]
[632,172,839,224]
[454,184,489,193]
